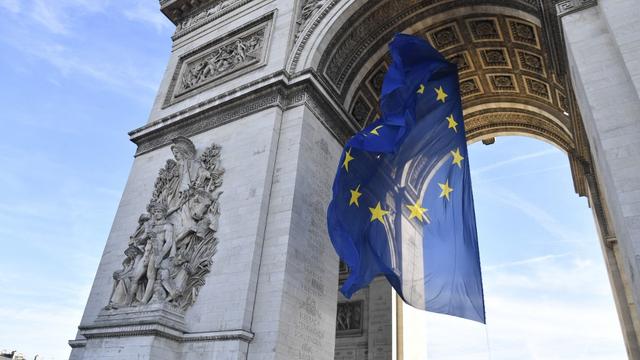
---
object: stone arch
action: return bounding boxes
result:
[291,1,573,152]
[290,0,640,356]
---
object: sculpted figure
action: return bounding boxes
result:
[129,213,151,246]
[124,241,153,306]
[234,39,247,63]
[106,244,142,308]
[141,202,175,304]
[106,138,223,311]
[298,0,323,28]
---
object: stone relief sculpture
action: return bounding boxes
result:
[174,0,248,36]
[296,0,325,39]
[336,301,362,333]
[106,137,224,311]
[179,29,264,93]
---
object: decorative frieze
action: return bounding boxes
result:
[165,14,273,106]
[173,1,253,39]
[555,0,598,17]
[133,74,355,155]
[336,301,363,336]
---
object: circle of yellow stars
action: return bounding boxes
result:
[341,83,465,225]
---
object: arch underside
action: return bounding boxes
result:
[296,1,640,355]
[294,0,575,153]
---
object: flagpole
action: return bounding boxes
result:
[396,291,404,360]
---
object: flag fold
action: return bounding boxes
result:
[327,33,486,323]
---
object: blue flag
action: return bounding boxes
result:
[327,34,485,323]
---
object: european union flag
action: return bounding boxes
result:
[327,34,485,323]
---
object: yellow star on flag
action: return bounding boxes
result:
[435,86,448,103]
[349,185,362,207]
[417,84,425,94]
[370,125,383,136]
[451,148,464,168]
[342,148,354,172]
[439,180,453,200]
[446,114,458,132]
[406,200,430,223]
[369,201,389,223]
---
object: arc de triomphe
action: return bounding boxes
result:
[69,1,640,359]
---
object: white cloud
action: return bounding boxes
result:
[32,0,69,34]
[484,253,572,271]
[0,299,86,359]
[471,149,557,176]
[30,0,110,35]
[473,164,570,185]
[123,2,172,32]
[7,38,161,103]
[479,185,585,244]
[403,252,625,359]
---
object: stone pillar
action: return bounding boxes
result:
[561,0,640,357]
[68,1,346,358]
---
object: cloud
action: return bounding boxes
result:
[484,253,572,271]
[479,185,584,244]
[474,164,570,185]
[30,0,110,35]
[0,298,86,359]
[471,149,557,176]
[3,36,161,103]
[123,2,172,32]
[402,252,625,359]
[32,0,69,34]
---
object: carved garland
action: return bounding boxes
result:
[106,137,224,312]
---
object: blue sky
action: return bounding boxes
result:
[0,1,626,359]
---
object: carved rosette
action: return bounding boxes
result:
[106,137,224,312]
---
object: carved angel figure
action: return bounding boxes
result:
[106,137,224,311]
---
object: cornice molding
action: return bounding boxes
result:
[73,324,254,345]
[555,0,597,17]
[160,0,212,24]
[172,0,254,40]
[130,71,357,156]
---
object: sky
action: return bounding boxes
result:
[0,0,627,359]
